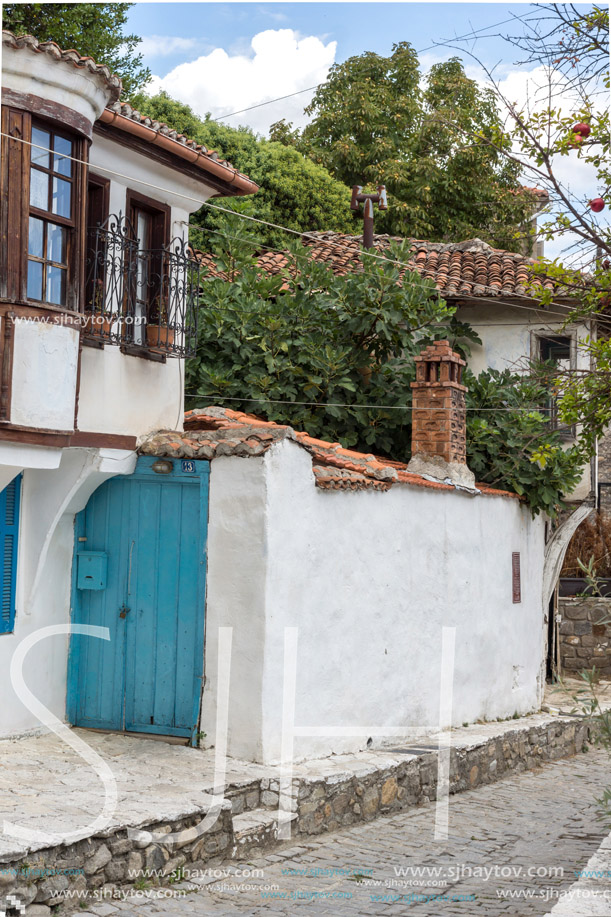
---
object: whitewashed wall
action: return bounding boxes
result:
[457,303,594,501]
[11,320,79,431]
[457,302,592,378]
[0,449,135,738]
[203,439,547,765]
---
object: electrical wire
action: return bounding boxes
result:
[3,133,606,328]
[209,12,533,122]
[181,391,579,417]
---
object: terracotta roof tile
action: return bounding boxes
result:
[140,407,519,499]
[2,30,122,101]
[2,31,256,191]
[194,233,565,302]
[104,101,247,177]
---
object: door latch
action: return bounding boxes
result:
[119,605,131,619]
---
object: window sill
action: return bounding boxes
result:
[82,335,170,362]
[120,344,167,364]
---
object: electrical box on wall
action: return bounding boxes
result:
[77,552,108,590]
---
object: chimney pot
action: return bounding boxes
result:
[407,341,475,489]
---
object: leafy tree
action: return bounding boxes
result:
[2,3,150,96]
[130,91,356,249]
[466,369,586,518]
[187,225,466,456]
[187,224,584,515]
[274,45,536,251]
[453,6,611,443]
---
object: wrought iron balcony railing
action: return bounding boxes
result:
[84,213,200,358]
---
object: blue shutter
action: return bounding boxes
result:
[0,476,21,634]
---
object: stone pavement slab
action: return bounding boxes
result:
[59,748,611,917]
[0,705,596,861]
[545,829,611,916]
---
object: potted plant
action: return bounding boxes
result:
[146,295,175,352]
[84,280,116,340]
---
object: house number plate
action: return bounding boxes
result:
[181,460,196,473]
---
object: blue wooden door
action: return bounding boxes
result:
[68,457,208,743]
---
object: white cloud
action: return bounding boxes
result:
[139,36,199,58]
[146,29,336,136]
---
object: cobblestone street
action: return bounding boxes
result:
[71,748,611,917]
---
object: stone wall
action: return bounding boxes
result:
[0,716,596,911]
[295,718,591,836]
[559,597,611,677]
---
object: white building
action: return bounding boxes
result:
[0,33,589,764]
[0,31,257,740]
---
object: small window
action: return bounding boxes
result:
[26,124,75,307]
[538,336,573,438]
[540,336,571,368]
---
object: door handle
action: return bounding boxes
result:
[119,605,131,619]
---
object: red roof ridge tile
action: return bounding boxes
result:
[130,407,524,500]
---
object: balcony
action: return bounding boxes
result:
[84,214,200,359]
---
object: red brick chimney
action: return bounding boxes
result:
[407,340,476,488]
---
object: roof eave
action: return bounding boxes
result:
[98,108,259,196]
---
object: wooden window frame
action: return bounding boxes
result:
[27,121,77,309]
[124,189,171,348]
[532,331,576,440]
[0,106,87,311]
[84,172,111,324]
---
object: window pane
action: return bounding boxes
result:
[46,265,66,305]
[28,217,44,259]
[53,136,73,176]
[27,260,43,301]
[29,168,48,210]
[52,177,71,218]
[31,127,50,168]
[47,223,67,264]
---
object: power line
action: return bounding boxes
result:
[181,391,579,418]
[209,12,530,123]
[3,131,604,325]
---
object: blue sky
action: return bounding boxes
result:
[127,3,529,80]
[125,2,604,263]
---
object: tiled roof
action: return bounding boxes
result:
[195,233,560,301]
[139,406,519,499]
[104,101,249,179]
[2,31,122,102]
[3,31,256,191]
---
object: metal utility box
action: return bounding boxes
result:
[76,552,108,590]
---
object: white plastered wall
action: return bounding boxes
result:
[457,302,594,501]
[203,439,546,765]
[10,320,79,431]
[0,448,135,738]
[77,135,220,437]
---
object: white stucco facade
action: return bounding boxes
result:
[10,319,80,431]
[202,439,547,765]
[0,37,245,739]
[457,301,594,502]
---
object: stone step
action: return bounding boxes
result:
[231,808,297,857]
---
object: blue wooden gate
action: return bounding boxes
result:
[67,457,208,743]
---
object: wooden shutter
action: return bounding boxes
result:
[0,475,21,634]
